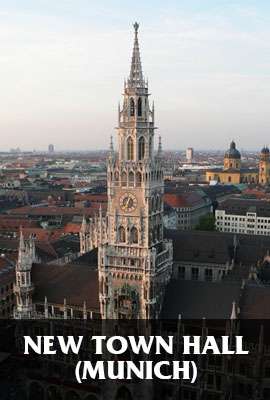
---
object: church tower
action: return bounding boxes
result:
[259,146,270,184]
[98,23,173,319]
[224,140,241,170]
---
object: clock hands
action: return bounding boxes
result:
[120,193,137,212]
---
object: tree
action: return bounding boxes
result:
[196,213,216,231]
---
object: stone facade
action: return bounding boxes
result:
[79,209,107,254]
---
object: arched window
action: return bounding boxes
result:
[137,97,142,116]
[122,171,127,186]
[130,227,138,244]
[130,98,135,116]
[151,197,155,212]
[156,196,160,210]
[118,226,126,243]
[127,137,134,160]
[129,171,134,186]
[136,171,142,187]
[138,136,145,160]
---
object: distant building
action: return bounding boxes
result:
[186,147,194,163]
[259,146,270,184]
[48,144,54,153]
[164,190,212,230]
[216,197,270,235]
[206,141,263,184]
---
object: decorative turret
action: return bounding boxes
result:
[14,230,35,319]
[259,146,270,184]
[224,140,241,170]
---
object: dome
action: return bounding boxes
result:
[224,141,241,159]
[261,146,270,155]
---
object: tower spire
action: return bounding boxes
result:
[19,227,25,252]
[128,22,144,88]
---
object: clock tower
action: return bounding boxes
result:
[98,23,173,319]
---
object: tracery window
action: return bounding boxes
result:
[138,136,145,160]
[130,98,135,116]
[130,226,138,244]
[118,226,126,243]
[137,97,142,116]
[127,137,134,160]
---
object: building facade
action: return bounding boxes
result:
[216,198,270,235]
[98,23,173,319]
[164,190,212,230]
[186,147,194,163]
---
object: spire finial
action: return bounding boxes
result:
[134,22,139,35]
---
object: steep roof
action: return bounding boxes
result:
[165,230,270,266]
[70,247,98,267]
[161,279,242,319]
[164,192,209,209]
[217,197,270,217]
[240,284,270,319]
[32,263,99,311]
[166,230,234,264]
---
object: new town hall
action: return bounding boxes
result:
[13,24,270,321]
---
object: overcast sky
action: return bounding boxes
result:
[1,0,270,151]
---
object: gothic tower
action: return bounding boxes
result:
[98,23,173,319]
[259,146,270,184]
[14,231,36,318]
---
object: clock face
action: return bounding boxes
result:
[119,192,138,212]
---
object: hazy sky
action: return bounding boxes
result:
[1,0,270,151]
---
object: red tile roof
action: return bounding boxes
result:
[8,206,103,217]
[164,192,205,208]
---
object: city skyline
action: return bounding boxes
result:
[1,1,270,151]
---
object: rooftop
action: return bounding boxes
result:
[217,197,270,217]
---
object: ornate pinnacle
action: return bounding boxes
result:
[158,135,162,156]
[19,227,25,251]
[133,22,139,34]
[110,135,114,152]
[230,301,237,320]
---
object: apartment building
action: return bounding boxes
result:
[216,198,270,235]
[164,190,212,230]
